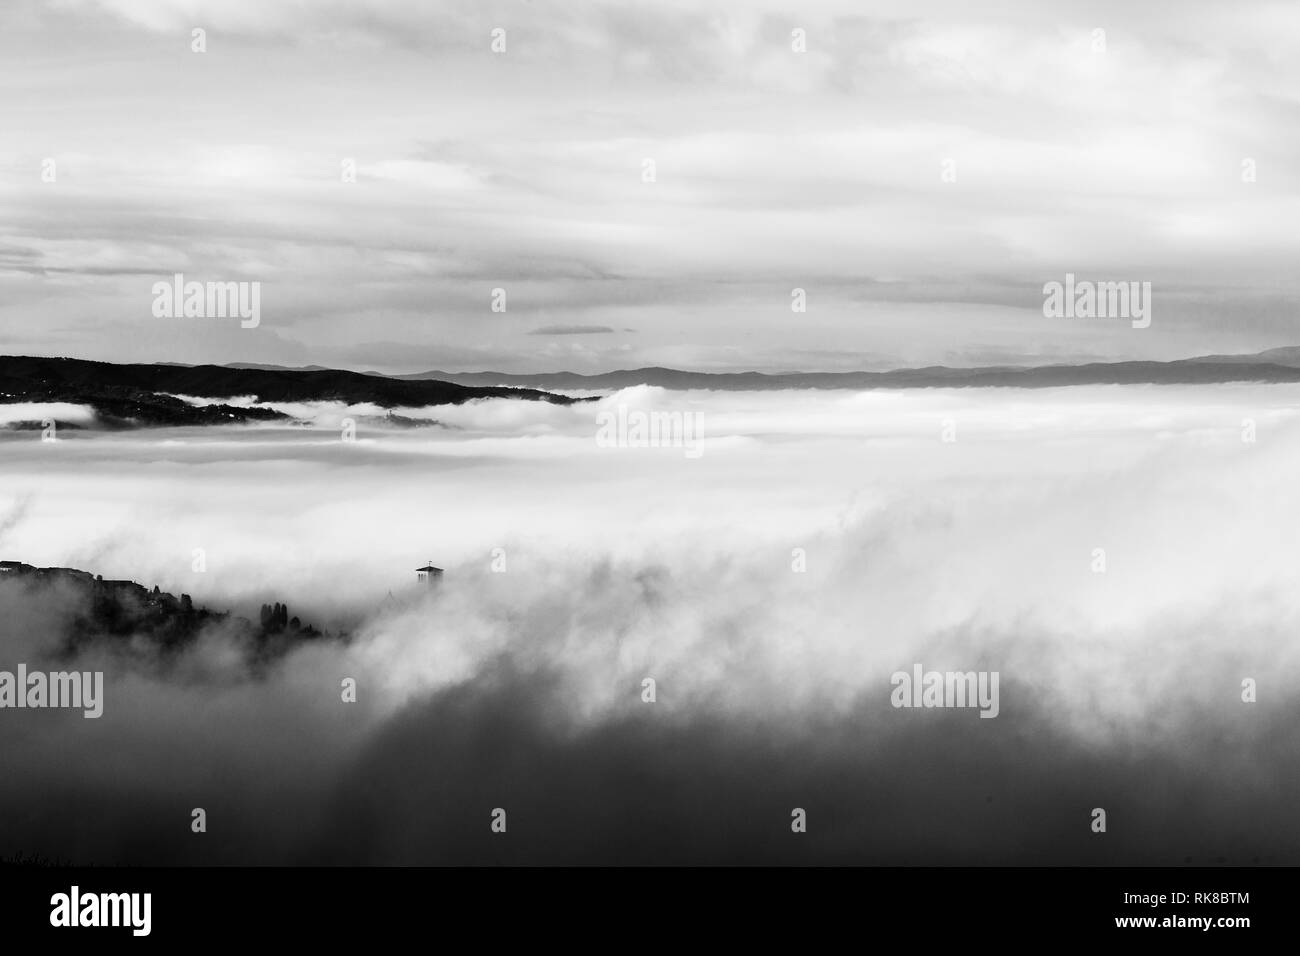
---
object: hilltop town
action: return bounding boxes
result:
[0,560,323,657]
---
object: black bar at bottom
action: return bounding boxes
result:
[0,866,1273,943]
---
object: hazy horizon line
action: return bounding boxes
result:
[5,343,1300,380]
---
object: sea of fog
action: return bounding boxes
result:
[2,383,1299,864]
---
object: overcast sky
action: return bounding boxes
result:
[1,0,1298,373]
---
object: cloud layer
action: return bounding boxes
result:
[2,0,1298,370]
[2,383,1298,863]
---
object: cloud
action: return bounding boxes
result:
[0,403,97,426]
[2,1,1298,369]
[528,325,617,336]
[2,383,1300,863]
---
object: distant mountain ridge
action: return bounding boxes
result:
[0,355,586,427]
[7,353,1300,428]
[394,348,1300,391]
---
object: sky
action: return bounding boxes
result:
[1,0,1298,373]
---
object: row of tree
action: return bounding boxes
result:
[259,602,299,633]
